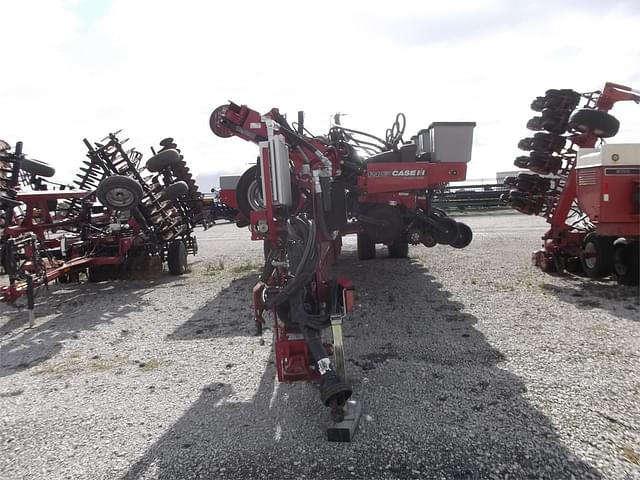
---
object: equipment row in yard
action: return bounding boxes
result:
[501,82,639,286]
[0,134,206,319]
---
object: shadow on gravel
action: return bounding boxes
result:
[121,252,602,480]
[541,277,639,322]
[167,274,259,340]
[0,278,172,378]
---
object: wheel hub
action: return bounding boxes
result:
[104,187,136,209]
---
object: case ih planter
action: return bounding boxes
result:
[503,83,639,285]
[210,102,475,439]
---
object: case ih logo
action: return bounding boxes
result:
[369,169,426,177]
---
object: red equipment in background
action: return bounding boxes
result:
[0,135,202,315]
[503,82,640,285]
[210,102,475,435]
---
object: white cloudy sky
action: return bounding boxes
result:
[1,0,639,187]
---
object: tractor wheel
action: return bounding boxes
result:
[433,217,459,245]
[20,158,55,178]
[580,232,614,278]
[569,109,620,138]
[96,175,144,210]
[450,222,473,249]
[167,240,188,275]
[613,242,639,286]
[160,181,189,201]
[388,241,409,258]
[357,233,376,260]
[146,149,182,172]
[235,165,264,220]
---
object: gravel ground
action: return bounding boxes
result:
[1,212,639,480]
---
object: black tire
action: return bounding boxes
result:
[159,137,175,148]
[526,117,543,131]
[569,109,620,138]
[235,165,264,220]
[357,233,376,260]
[541,109,570,134]
[531,132,565,153]
[96,175,144,210]
[544,89,580,110]
[553,253,566,275]
[566,256,583,274]
[433,217,459,245]
[450,222,473,249]
[20,158,55,178]
[514,156,530,169]
[530,96,545,112]
[388,241,408,258]
[580,233,614,278]
[527,152,563,175]
[167,240,187,275]
[613,243,639,286]
[146,149,182,172]
[160,181,189,201]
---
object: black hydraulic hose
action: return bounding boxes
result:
[271,121,331,169]
[301,324,327,364]
[293,217,316,278]
[289,292,331,331]
[314,191,332,240]
[263,247,317,309]
[330,126,389,149]
[263,217,317,309]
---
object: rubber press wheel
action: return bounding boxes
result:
[433,217,459,245]
[357,233,376,260]
[146,149,182,172]
[580,232,614,278]
[450,222,473,249]
[167,240,188,275]
[20,158,56,178]
[159,181,189,201]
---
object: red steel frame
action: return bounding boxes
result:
[541,83,640,259]
[213,103,470,383]
[1,191,138,303]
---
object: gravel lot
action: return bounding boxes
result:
[1,212,639,480]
